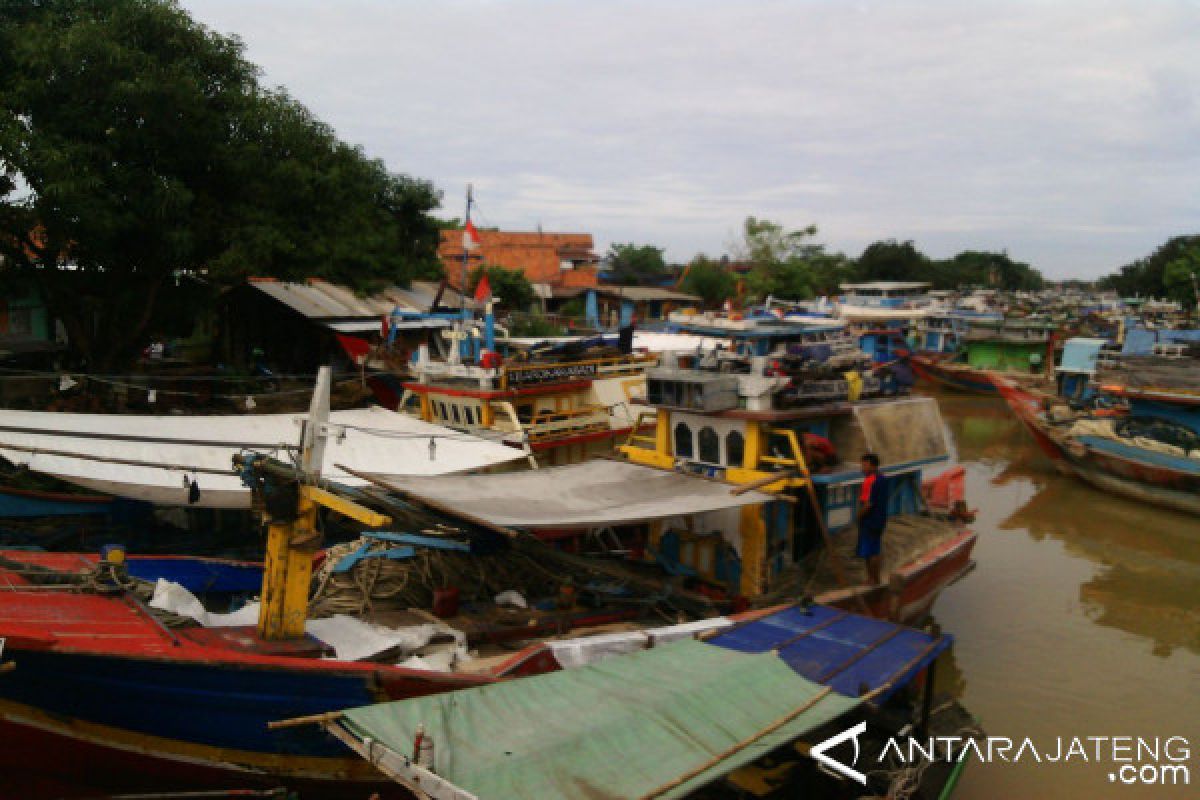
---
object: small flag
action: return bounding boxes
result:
[336,333,371,365]
[474,273,492,303]
[463,219,482,251]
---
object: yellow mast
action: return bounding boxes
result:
[244,366,390,641]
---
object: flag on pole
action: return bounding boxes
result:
[463,219,482,251]
[474,273,492,303]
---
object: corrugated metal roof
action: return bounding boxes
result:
[247,279,472,320]
[595,286,702,303]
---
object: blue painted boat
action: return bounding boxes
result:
[0,485,113,518]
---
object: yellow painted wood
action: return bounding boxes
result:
[743,421,762,469]
[258,521,296,640]
[305,486,390,527]
[655,408,671,454]
[739,505,767,597]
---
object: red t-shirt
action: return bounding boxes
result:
[860,473,877,505]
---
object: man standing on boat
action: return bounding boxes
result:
[857,453,888,585]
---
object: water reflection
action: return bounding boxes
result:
[925,390,1200,798]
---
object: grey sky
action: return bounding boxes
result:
[182,0,1200,279]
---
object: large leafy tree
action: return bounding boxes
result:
[932,250,1043,291]
[1163,248,1200,309]
[1100,235,1200,300]
[606,242,667,286]
[0,0,441,369]
[679,255,735,307]
[469,265,535,311]
[739,217,845,301]
[854,240,932,284]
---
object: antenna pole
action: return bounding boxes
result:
[461,184,474,314]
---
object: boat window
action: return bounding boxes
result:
[725,431,744,467]
[674,423,694,459]
[451,404,461,424]
[698,427,720,464]
[463,406,475,425]
[437,401,448,421]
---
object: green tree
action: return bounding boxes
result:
[0,0,441,369]
[1163,249,1200,309]
[606,243,666,286]
[853,240,932,283]
[933,251,1043,290]
[739,217,834,301]
[1100,235,1200,299]
[680,255,736,307]
[469,265,535,311]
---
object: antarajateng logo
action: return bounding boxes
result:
[811,723,1191,788]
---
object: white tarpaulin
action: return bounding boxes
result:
[0,406,524,508]
[375,460,777,528]
[149,580,468,663]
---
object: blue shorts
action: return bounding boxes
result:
[856,524,884,559]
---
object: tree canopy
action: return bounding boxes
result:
[738,217,851,301]
[605,242,667,286]
[469,264,535,311]
[0,0,442,368]
[1099,235,1200,304]
[680,255,736,307]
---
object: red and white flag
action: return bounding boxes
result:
[463,219,482,251]
[474,273,492,303]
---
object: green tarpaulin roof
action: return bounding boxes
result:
[339,639,860,800]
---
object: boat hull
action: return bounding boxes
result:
[0,645,474,797]
[995,378,1200,516]
[817,528,977,624]
[909,354,999,395]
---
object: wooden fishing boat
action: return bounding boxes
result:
[909,353,1002,395]
[604,313,978,624]
[0,485,113,518]
[993,376,1200,516]
[306,602,980,800]
[910,317,1058,395]
[0,406,524,508]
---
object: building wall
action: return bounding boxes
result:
[438,230,599,289]
[0,288,50,342]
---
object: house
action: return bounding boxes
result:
[218,279,472,374]
[531,284,702,327]
[0,285,63,366]
[438,229,599,290]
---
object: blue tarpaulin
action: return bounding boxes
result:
[707,603,950,702]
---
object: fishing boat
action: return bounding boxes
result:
[993,375,1200,516]
[394,326,659,467]
[910,317,1058,395]
[0,484,113,518]
[298,602,980,800]
[0,370,776,796]
[834,282,936,364]
[544,311,975,623]
[0,405,524,508]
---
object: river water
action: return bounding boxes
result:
[927,390,1200,799]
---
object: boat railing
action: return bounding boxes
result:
[623,410,660,451]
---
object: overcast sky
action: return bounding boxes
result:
[182,0,1200,279]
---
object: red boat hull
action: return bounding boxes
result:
[910,354,1000,395]
[994,377,1200,516]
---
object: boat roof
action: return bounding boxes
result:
[330,603,948,800]
[336,637,859,800]
[0,407,525,509]
[371,459,776,528]
[840,281,931,291]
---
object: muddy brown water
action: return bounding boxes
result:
[927,390,1199,799]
